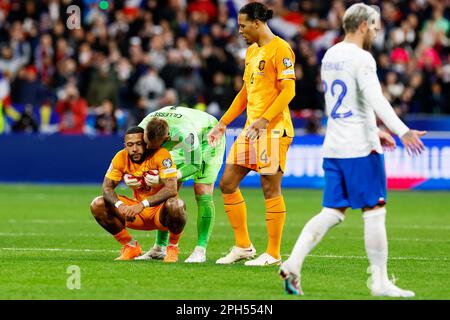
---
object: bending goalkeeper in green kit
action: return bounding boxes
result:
[124,106,226,263]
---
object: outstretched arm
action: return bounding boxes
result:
[220,84,248,126]
[208,84,247,147]
[362,86,426,155]
[357,55,426,155]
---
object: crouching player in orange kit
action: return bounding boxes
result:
[90,126,187,262]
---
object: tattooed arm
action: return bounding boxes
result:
[102,177,121,206]
[142,176,178,207]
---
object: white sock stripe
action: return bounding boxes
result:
[363,207,387,219]
[321,207,346,222]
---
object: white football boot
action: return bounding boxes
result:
[216,244,256,264]
[244,252,281,266]
[370,280,415,298]
[184,246,207,263]
[134,244,166,260]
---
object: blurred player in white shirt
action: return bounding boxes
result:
[280,3,425,297]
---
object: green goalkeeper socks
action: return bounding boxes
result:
[155,230,169,247]
[154,194,215,248]
[196,194,215,248]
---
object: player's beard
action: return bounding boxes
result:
[363,31,373,51]
[130,149,148,164]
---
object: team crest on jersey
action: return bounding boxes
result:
[283,58,292,68]
[162,158,172,168]
[258,60,265,71]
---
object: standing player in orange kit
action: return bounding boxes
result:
[207,2,296,266]
[89,126,187,262]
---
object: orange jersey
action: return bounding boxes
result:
[105,148,177,201]
[243,36,295,137]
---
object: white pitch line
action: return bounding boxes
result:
[0,247,116,253]
[6,219,450,230]
[6,219,91,224]
[0,232,113,237]
[0,247,448,262]
[326,236,450,243]
[1,232,449,243]
[304,254,449,262]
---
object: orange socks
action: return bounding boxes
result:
[265,195,286,259]
[222,190,286,257]
[113,229,132,245]
[223,189,251,248]
[168,232,181,247]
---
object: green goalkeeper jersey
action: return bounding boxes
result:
[138,106,221,180]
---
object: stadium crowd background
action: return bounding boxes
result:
[0,0,449,136]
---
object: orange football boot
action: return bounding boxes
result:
[115,241,142,260]
[163,246,179,263]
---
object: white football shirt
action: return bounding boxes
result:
[320,41,408,158]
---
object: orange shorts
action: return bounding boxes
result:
[226,130,293,174]
[118,195,168,231]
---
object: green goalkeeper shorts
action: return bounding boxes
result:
[177,134,226,185]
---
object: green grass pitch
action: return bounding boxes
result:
[0,184,449,300]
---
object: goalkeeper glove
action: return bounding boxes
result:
[123,174,143,189]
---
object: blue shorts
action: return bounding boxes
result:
[322,153,387,210]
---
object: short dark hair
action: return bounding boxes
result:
[239,2,273,22]
[145,117,169,142]
[125,126,144,135]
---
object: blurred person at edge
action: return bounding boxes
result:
[95,99,118,135]
[56,84,88,135]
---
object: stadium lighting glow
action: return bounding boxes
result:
[99,1,109,10]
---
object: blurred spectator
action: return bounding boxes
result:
[56,85,88,134]
[9,21,31,67]
[385,71,404,100]
[94,99,117,135]
[0,45,27,77]
[160,49,183,88]
[10,65,46,106]
[86,57,119,107]
[206,71,235,114]
[11,104,38,133]
[148,34,167,71]
[158,88,179,108]
[34,34,54,77]
[0,71,10,103]
[0,0,448,136]
[134,66,165,112]
[174,66,204,108]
